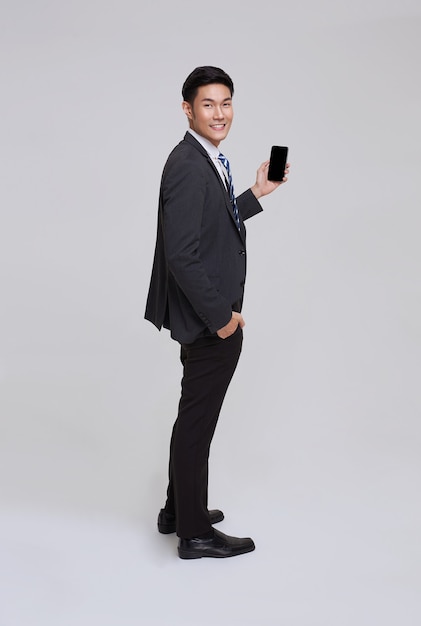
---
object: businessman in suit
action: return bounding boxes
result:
[145,66,289,559]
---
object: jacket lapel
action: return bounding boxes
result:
[183,134,245,243]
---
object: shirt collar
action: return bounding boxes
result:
[187,129,221,159]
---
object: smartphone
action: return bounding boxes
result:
[268,146,288,182]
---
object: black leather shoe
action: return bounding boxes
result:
[157,509,224,534]
[178,528,255,559]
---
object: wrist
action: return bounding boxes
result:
[250,184,261,200]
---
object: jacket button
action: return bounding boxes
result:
[238,250,245,255]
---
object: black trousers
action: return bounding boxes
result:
[164,326,243,538]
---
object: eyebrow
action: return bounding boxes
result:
[200,97,232,103]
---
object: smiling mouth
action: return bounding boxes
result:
[210,124,225,130]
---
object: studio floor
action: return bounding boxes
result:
[2,489,419,626]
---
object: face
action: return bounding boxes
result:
[182,83,233,147]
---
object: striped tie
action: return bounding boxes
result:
[218,153,241,230]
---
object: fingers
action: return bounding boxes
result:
[232,311,245,327]
[235,314,245,328]
[280,162,290,183]
[217,311,245,339]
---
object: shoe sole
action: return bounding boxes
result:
[178,544,255,559]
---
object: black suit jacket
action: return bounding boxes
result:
[145,132,263,343]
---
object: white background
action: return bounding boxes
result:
[1,1,420,624]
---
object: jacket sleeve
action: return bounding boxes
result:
[236,188,264,221]
[161,155,232,334]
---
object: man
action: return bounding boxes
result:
[145,66,289,559]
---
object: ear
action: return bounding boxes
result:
[182,100,193,120]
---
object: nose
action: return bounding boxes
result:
[213,106,224,119]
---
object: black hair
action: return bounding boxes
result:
[182,66,234,104]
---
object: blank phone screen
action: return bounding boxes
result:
[268,146,288,182]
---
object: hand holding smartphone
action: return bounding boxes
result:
[268,145,288,182]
